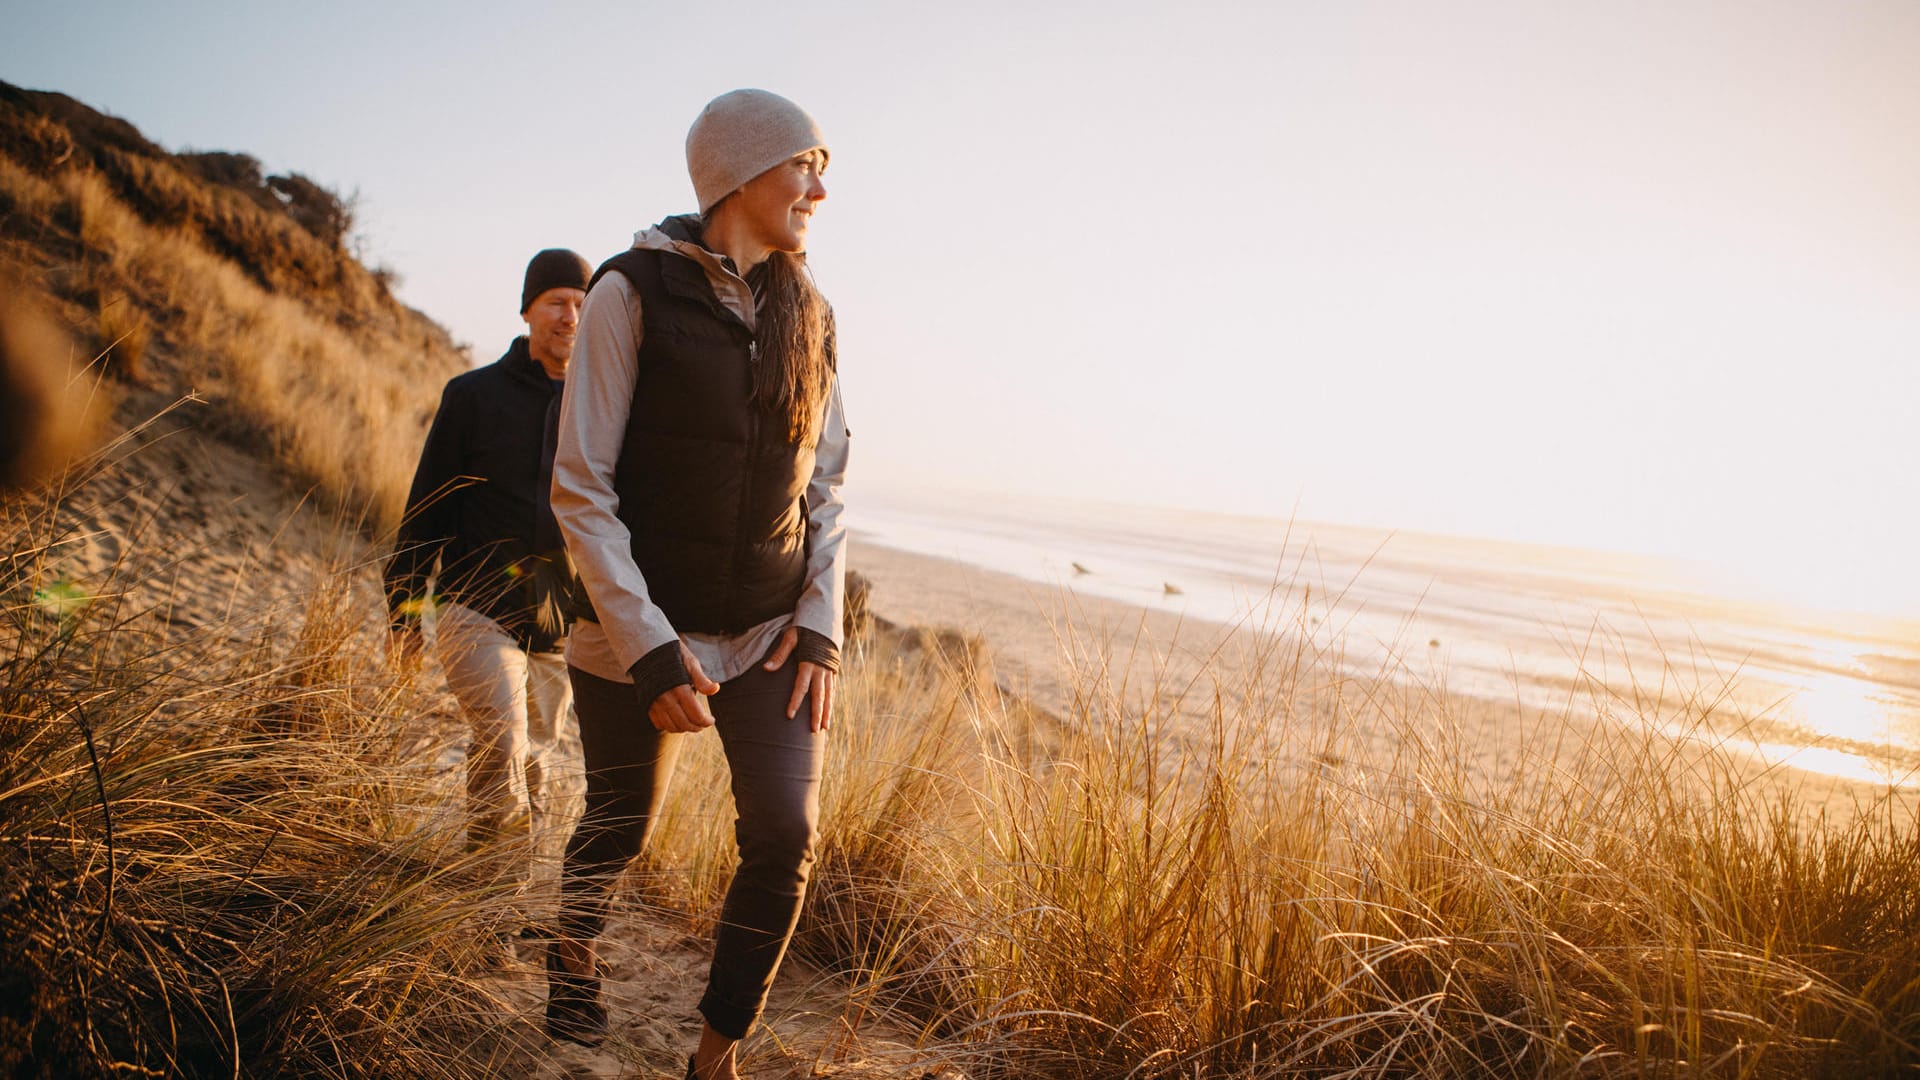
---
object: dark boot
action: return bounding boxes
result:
[545,940,607,1046]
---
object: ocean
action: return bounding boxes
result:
[851,489,1920,789]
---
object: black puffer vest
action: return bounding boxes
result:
[585,232,818,634]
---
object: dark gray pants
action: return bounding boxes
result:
[560,653,825,1041]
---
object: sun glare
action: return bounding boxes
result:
[1789,671,1899,749]
[1758,639,1917,786]
[1758,742,1916,789]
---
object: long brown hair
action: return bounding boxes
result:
[751,250,832,447]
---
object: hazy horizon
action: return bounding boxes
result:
[855,479,1920,627]
[5,0,1914,618]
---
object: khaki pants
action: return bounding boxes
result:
[435,602,573,853]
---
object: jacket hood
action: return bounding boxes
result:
[631,213,707,258]
[628,213,810,269]
[627,214,759,331]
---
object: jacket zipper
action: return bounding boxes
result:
[727,336,760,629]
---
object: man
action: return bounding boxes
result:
[384,248,592,874]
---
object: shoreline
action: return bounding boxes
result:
[849,531,1918,826]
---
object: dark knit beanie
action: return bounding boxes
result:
[520,248,591,313]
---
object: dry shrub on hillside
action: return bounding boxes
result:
[2,81,384,313]
[0,91,466,531]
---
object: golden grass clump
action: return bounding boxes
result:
[93,291,150,381]
[0,474,546,1077]
[0,280,102,491]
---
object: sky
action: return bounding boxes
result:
[4,0,1916,617]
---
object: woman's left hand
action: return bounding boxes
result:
[762,626,836,733]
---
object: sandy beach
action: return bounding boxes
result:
[848,532,1918,828]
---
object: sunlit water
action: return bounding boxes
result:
[852,491,1920,788]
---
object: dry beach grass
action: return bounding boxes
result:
[705,550,1920,1078]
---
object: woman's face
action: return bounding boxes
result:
[734,151,828,254]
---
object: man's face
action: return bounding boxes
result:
[524,287,585,376]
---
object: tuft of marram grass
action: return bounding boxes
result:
[0,472,549,1078]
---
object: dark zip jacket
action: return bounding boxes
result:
[384,337,584,653]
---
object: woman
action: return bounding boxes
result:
[544,89,849,1080]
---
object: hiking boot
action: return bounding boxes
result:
[544,940,607,1046]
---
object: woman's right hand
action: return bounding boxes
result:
[649,644,720,732]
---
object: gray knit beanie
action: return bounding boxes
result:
[686,89,828,215]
